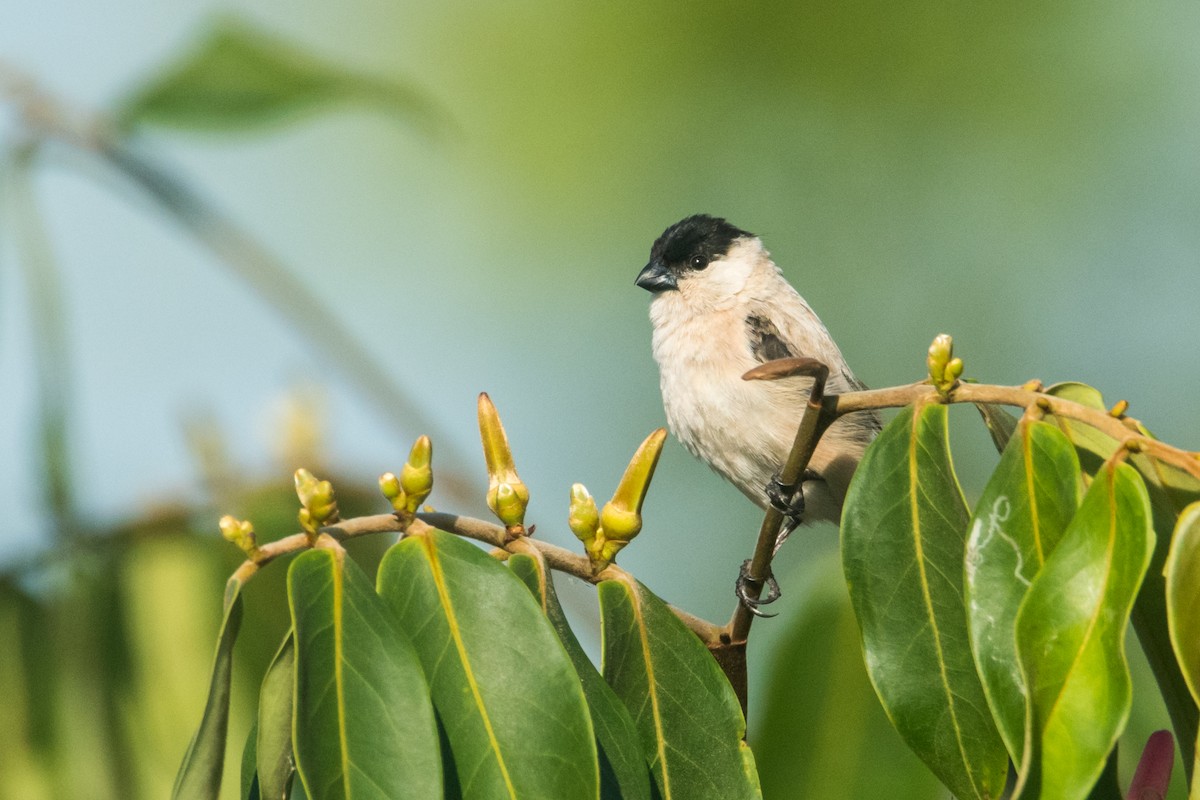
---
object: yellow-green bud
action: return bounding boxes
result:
[926,334,960,394]
[568,483,600,543]
[488,481,529,529]
[400,437,434,512]
[298,507,318,539]
[379,472,403,503]
[218,514,258,557]
[294,468,319,506]
[600,501,642,542]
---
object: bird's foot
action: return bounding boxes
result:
[766,471,806,531]
[736,559,781,617]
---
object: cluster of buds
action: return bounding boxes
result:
[570,429,666,574]
[927,333,963,397]
[218,515,259,560]
[380,436,434,515]
[478,393,530,535]
[294,468,339,544]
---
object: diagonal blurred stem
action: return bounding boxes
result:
[3,141,81,538]
[91,138,466,478]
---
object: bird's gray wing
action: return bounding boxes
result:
[745,314,797,363]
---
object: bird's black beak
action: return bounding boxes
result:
[635,260,677,293]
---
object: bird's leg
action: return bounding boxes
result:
[766,470,808,536]
[735,559,781,617]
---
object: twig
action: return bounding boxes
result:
[728,357,831,643]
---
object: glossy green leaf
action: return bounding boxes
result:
[1014,462,1154,800]
[1165,501,1200,794]
[115,18,434,133]
[753,551,943,799]
[377,528,599,800]
[256,632,295,800]
[965,419,1081,762]
[172,577,244,800]
[842,403,1007,800]
[508,553,652,800]
[288,545,441,800]
[1045,382,1200,771]
[598,576,760,800]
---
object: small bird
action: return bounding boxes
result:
[636,214,880,534]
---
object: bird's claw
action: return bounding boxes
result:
[766,471,806,530]
[736,559,781,617]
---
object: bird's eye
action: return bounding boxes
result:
[690,254,708,270]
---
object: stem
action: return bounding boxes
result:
[728,357,831,643]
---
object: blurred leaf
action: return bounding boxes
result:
[1014,462,1154,800]
[288,545,441,799]
[1045,382,1200,770]
[256,632,295,800]
[1165,502,1200,793]
[377,528,599,799]
[752,553,942,799]
[115,18,435,133]
[172,578,244,800]
[976,403,1020,454]
[598,576,760,800]
[241,722,259,800]
[965,419,1081,762]
[508,553,652,800]
[841,403,1008,800]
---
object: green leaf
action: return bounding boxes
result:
[1165,501,1200,793]
[598,576,760,800]
[241,723,260,800]
[288,544,441,800]
[377,528,599,800]
[1014,462,1155,800]
[172,577,244,800]
[115,18,435,133]
[976,403,1020,455]
[965,419,1081,762]
[841,403,1007,800]
[753,551,943,799]
[1045,382,1200,772]
[508,553,652,800]
[256,632,296,800]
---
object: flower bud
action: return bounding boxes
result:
[568,483,600,544]
[218,514,258,558]
[600,502,642,542]
[379,472,403,505]
[399,436,433,512]
[488,481,529,529]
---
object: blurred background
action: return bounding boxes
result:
[2,1,1198,797]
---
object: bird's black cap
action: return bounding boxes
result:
[636,214,753,293]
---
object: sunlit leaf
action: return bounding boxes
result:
[1014,462,1154,800]
[841,403,1007,800]
[753,552,943,799]
[598,576,760,800]
[172,578,244,800]
[288,545,441,799]
[1045,382,1200,769]
[115,18,435,133]
[1165,501,1200,794]
[509,553,652,800]
[256,632,295,800]
[965,419,1080,762]
[377,528,599,800]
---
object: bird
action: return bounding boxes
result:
[635,214,880,540]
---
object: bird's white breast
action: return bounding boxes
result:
[649,292,801,509]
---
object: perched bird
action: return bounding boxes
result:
[635,214,880,532]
